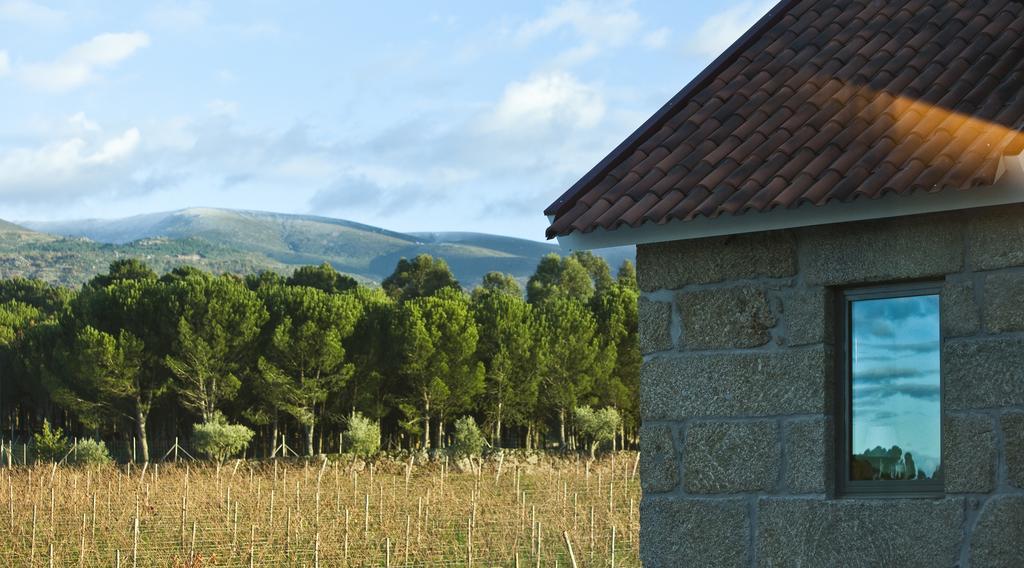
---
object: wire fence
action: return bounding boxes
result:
[0,453,641,567]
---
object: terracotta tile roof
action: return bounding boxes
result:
[545,0,1024,239]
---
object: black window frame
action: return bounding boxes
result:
[835,281,945,498]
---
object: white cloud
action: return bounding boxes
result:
[0,50,9,76]
[515,0,644,65]
[0,123,141,199]
[643,27,671,50]
[206,99,239,117]
[485,71,605,135]
[0,0,66,27]
[17,32,150,92]
[689,2,774,58]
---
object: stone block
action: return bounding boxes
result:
[677,286,775,349]
[639,424,678,493]
[801,213,963,286]
[636,231,797,291]
[641,347,831,420]
[1002,412,1024,489]
[970,496,1024,567]
[785,417,832,494]
[758,497,964,567]
[640,497,748,568]
[638,297,674,353]
[941,280,980,337]
[944,338,1024,410]
[783,287,833,347]
[943,413,996,493]
[984,272,1024,333]
[967,204,1024,270]
[682,420,779,493]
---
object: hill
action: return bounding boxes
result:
[14,208,634,287]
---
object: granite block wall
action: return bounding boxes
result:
[637,205,1024,567]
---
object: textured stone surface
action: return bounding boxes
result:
[984,272,1024,332]
[801,214,963,286]
[967,205,1024,270]
[944,338,1024,410]
[639,424,678,493]
[636,231,796,291]
[942,280,980,337]
[638,297,673,354]
[943,413,996,493]
[1002,412,1024,489]
[641,347,831,419]
[677,286,776,349]
[640,498,748,568]
[758,497,964,567]
[682,420,779,493]
[785,417,832,494]
[783,287,832,347]
[970,496,1024,567]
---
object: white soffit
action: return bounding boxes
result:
[553,154,1024,251]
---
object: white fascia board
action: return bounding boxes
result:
[553,155,1024,251]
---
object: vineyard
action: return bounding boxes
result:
[0,453,641,567]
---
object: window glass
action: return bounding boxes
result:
[850,294,941,482]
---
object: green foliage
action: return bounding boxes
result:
[383,254,460,301]
[345,412,381,457]
[451,416,485,458]
[476,272,522,298]
[193,413,254,463]
[33,419,69,463]
[574,406,621,459]
[526,254,595,304]
[288,263,358,294]
[73,439,112,466]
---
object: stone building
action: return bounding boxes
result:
[543,1,1024,566]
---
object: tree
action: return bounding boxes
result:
[164,273,268,422]
[394,288,483,449]
[526,254,594,304]
[571,251,614,292]
[59,265,171,463]
[451,416,485,458]
[574,406,621,459]
[193,412,254,464]
[589,282,641,444]
[383,254,460,301]
[257,285,362,456]
[288,263,358,294]
[471,286,537,446]
[476,272,522,298]
[616,260,637,290]
[33,419,69,463]
[345,411,380,457]
[536,296,610,449]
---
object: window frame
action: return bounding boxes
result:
[835,281,945,498]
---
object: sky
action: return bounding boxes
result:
[0,0,776,240]
[851,295,942,477]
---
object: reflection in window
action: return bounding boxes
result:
[850,295,941,482]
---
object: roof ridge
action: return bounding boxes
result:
[543,0,801,222]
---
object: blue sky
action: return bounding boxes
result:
[0,0,774,240]
[852,295,941,477]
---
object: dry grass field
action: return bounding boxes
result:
[0,453,640,567]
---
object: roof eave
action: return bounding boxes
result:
[553,155,1024,251]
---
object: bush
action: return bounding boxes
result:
[346,412,381,457]
[73,439,112,466]
[33,419,69,463]
[574,406,621,459]
[450,416,485,458]
[193,413,254,463]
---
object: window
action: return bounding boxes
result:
[837,283,943,496]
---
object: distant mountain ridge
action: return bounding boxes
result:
[9,208,633,287]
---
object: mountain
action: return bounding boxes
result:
[0,219,35,234]
[14,208,634,287]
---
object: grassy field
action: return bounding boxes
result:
[0,454,640,567]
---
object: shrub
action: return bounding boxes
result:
[73,439,112,466]
[346,412,381,457]
[450,416,485,458]
[33,419,69,463]
[574,406,621,459]
[193,413,254,464]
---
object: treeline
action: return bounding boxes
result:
[0,252,639,461]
